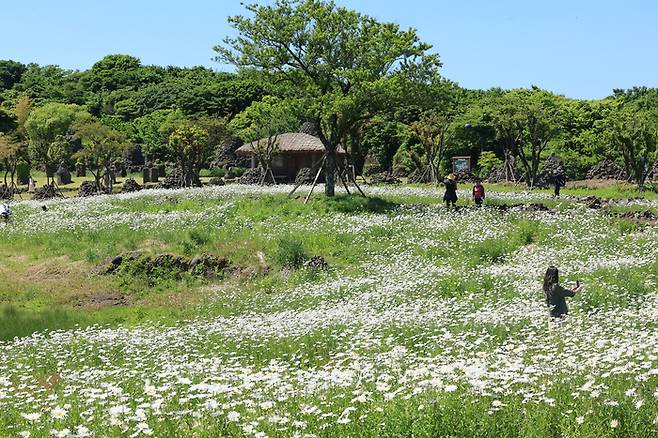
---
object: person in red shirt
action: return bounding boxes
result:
[472,179,485,207]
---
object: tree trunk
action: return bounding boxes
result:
[325,151,336,197]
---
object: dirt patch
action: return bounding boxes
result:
[24,257,87,282]
[76,291,129,309]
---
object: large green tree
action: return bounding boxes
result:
[24,102,90,184]
[73,119,128,194]
[216,0,441,196]
[167,124,211,187]
[598,102,657,190]
[229,96,298,184]
[488,89,564,187]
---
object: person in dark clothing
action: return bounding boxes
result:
[552,174,566,198]
[443,174,458,208]
[543,266,582,318]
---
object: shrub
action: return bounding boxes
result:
[200,168,226,178]
[477,151,502,179]
[272,235,306,268]
[16,160,30,184]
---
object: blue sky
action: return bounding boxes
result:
[3,0,657,100]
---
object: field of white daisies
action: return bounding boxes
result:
[1,184,658,437]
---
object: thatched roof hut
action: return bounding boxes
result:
[236,133,346,181]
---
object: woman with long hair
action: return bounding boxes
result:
[543,266,582,318]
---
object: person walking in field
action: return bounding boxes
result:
[543,266,582,318]
[1,203,11,223]
[552,173,566,198]
[443,174,458,208]
[472,179,485,207]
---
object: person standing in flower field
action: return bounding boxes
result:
[552,173,566,198]
[472,179,485,207]
[543,266,582,318]
[1,203,11,223]
[443,174,458,208]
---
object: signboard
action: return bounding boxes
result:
[452,156,471,174]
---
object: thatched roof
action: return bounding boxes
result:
[235,133,346,156]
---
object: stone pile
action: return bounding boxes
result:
[299,121,321,137]
[370,172,401,185]
[586,159,627,180]
[100,252,230,280]
[160,169,183,189]
[240,168,264,185]
[33,184,59,200]
[210,136,247,168]
[208,177,225,186]
[78,181,98,197]
[454,170,478,183]
[487,157,523,183]
[536,154,567,188]
[121,178,142,193]
[295,168,314,185]
[56,165,72,185]
[304,255,328,270]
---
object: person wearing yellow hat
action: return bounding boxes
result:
[443,174,458,208]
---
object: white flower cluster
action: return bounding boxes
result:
[1,185,657,436]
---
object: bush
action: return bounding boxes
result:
[272,236,307,268]
[16,160,30,184]
[200,168,226,178]
[476,151,502,179]
[226,166,246,178]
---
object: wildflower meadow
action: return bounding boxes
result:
[1,185,658,437]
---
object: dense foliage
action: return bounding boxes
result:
[0,0,657,195]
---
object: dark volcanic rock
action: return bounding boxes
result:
[370,172,401,185]
[240,168,264,185]
[78,181,98,197]
[587,159,627,180]
[121,178,142,193]
[56,165,72,185]
[208,177,225,186]
[295,168,314,185]
[304,255,328,270]
[33,184,60,200]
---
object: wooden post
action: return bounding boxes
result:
[288,153,326,197]
[304,156,326,204]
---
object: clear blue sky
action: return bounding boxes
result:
[3,0,658,100]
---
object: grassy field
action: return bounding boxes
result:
[1,184,658,437]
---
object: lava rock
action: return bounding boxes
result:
[240,168,264,185]
[370,172,401,185]
[295,168,314,185]
[121,178,142,193]
[33,184,60,200]
[587,159,627,180]
[208,177,225,186]
[304,255,328,270]
[78,181,98,197]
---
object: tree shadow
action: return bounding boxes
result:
[321,195,399,214]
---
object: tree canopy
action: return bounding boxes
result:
[216,0,441,195]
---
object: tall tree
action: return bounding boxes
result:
[488,89,564,187]
[216,0,440,196]
[0,133,24,197]
[410,112,454,183]
[25,103,90,184]
[229,96,298,184]
[73,120,127,194]
[599,102,657,190]
[0,60,27,91]
[167,124,211,188]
